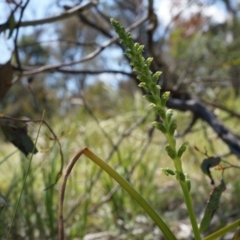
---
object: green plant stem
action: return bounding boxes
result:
[84,148,177,240]
[180,181,201,240]
[175,156,201,240]
[167,134,201,240]
[203,218,240,240]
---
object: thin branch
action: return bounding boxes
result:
[14,0,30,70]
[58,148,86,240]
[18,38,99,48]
[53,69,135,77]
[78,12,113,39]
[0,4,19,33]
[0,1,97,31]
[12,65,134,77]
[13,64,135,77]
[201,98,240,119]
[167,98,240,158]
[14,15,148,76]
[94,5,112,25]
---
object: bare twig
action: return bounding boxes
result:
[201,98,240,119]
[78,12,113,39]
[57,69,134,76]
[1,1,97,31]
[18,38,100,48]
[58,148,86,240]
[13,66,135,77]
[14,15,148,76]
[167,98,240,158]
[14,0,30,70]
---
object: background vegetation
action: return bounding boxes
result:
[1,0,240,239]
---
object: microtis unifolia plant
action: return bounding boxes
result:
[58,19,240,240]
[110,18,201,240]
[109,18,240,239]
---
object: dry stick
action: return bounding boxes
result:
[13,0,30,70]
[13,66,135,78]
[18,38,99,48]
[56,69,134,77]
[201,121,216,154]
[20,15,148,76]
[58,148,86,240]
[201,98,240,119]
[27,83,40,113]
[167,98,240,158]
[2,1,97,31]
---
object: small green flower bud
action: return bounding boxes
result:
[137,75,147,82]
[133,67,141,73]
[144,94,157,104]
[137,44,144,53]
[161,168,175,176]
[146,57,153,66]
[161,91,170,106]
[153,107,166,119]
[166,109,173,122]
[149,103,156,108]
[168,119,177,135]
[165,145,176,159]
[138,82,147,88]
[152,71,162,83]
[175,171,185,181]
[177,142,188,158]
[153,121,167,133]
[134,42,140,48]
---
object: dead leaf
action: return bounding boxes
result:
[201,156,221,185]
[0,118,38,156]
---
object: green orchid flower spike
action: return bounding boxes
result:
[111,18,201,240]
